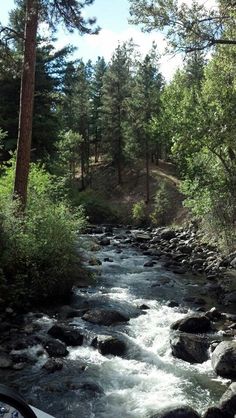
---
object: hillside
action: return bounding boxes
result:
[86,159,188,225]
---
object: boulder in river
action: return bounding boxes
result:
[43,339,69,358]
[170,332,210,363]
[92,335,127,357]
[211,341,236,378]
[150,406,200,418]
[43,358,63,373]
[171,315,212,333]
[82,308,129,326]
[219,382,236,418]
[48,323,84,346]
[203,406,226,418]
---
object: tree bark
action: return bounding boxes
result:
[13,0,38,209]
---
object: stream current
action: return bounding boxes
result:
[1,230,229,418]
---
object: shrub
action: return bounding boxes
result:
[132,200,147,226]
[0,161,86,308]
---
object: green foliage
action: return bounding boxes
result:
[150,180,172,226]
[0,162,86,308]
[70,188,118,224]
[132,200,147,226]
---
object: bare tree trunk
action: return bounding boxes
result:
[13,0,38,209]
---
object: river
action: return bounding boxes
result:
[1,229,229,418]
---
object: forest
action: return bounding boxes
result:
[0,1,235,308]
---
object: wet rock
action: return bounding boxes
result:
[144,261,155,267]
[48,324,83,347]
[58,305,85,320]
[150,405,200,418]
[211,341,236,378]
[203,407,226,418]
[100,237,110,246]
[219,382,236,418]
[43,339,69,357]
[205,307,223,321]
[92,335,126,357]
[0,354,13,369]
[170,332,210,363]
[43,358,63,373]
[103,257,114,262]
[82,309,129,326]
[171,315,212,333]
[140,304,150,310]
[167,301,179,308]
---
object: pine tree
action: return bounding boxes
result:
[126,45,163,202]
[102,42,133,185]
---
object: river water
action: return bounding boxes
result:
[1,230,229,418]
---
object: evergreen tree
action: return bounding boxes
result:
[102,42,133,185]
[90,56,107,162]
[126,44,163,202]
[0,0,99,208]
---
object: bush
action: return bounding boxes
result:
[132,200,147,226]
[0,162,86,308]
[70,188,118,224]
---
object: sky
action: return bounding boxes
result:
[0,0,217,81]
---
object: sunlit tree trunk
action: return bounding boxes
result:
[13,0,38,209]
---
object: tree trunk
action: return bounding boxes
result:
[13,0,38,209]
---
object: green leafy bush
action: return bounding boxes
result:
[0,162,86,308]
[132,200,147,226]
[70,188,118,224]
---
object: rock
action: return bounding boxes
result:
[82,309,129,326]
[92,335,127,356]
[211,341,236,378]
[150,406,200,418]
[144,261,155,267]
[159,228,176,240]
[43,358,63,373]
[43,339,69,357]
[170,332,210,363]
[100,237,110,246]
[103,257,114,262]
[177,245,193,254]
[58,305,85,319]
[224,291,236,304]
[219,382,236,418]
[205,307,223,321]
[48,324,83,346]
[171,315,212,333]
[134,233,151,242]
[167,301,179,308]
[203,407,226,418]
[140,304,150,310]
[0,354,13,369]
